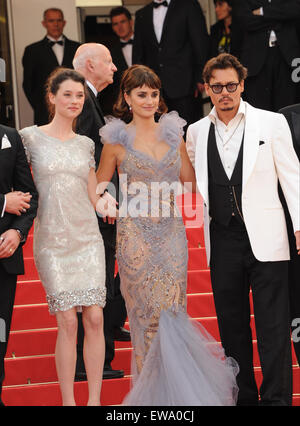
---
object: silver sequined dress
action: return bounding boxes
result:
[100,112,239,406]
[20,126,106,314]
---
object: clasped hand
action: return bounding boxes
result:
[95,189,118,225]
[5,191,32,216]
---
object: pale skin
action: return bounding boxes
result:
[205,67,300,254]
[73,43,117,93]
[0,192,32,258]
[96,84,197,215]
[42,9,66,40]
[39,78,105,406]
[111,13,134,41]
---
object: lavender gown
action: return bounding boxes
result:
[100,112,239,406]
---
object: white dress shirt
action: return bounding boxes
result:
[153,0,171,43]
[1,198,6,218]
[120,37,133,67]
[209,100,246,179]
[47,35,64,66]
[86,80,97,97]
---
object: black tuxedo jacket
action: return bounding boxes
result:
[235,0,300,77]
[22,35,80,125]
[0,125,38,275]
[279,103,300,160]
[76,87,119,229]
[133,0,209,99]
[101,42,129,116]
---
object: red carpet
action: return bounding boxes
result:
[2,194,300,406]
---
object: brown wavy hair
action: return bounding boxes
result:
[45,67,86,122]
[203,53,248,84]
[113,64,168,122]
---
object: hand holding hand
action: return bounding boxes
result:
[96,191,118,225]
[5,191,32,216]
[0,229,21,258]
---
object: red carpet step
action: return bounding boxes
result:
[3,196,299,406]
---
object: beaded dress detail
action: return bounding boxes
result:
[19,126,106,314]
[100,112,239,406]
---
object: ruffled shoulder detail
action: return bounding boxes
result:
[99,116,133,149]
[158,111,187,148]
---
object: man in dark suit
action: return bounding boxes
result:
[133,0,209,127]
[235,0,300,111]
[22,8,80,125]
[101,6,134,116]
[73,43,129,381]
[0,125,38,405]
[279,103,300,367]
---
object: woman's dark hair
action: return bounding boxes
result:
[45,67,86,121]
[113,64,168,122]
[203,53,248,84]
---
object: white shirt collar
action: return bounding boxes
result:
[209,99,246,126]
[154,0,171,4]
[47,35,64,42]
[86,80,98,97]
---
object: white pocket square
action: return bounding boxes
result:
[1,134,11,149]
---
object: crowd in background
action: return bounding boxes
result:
[1,0,300,407]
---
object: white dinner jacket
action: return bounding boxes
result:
[186,101,300,265]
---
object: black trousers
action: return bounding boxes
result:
[244,47,297,112]
[210,219,292,406]
[279,187,300,366]
[0,264,17,403]
[76,226,127,372]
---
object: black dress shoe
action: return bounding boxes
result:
[114,327,131,342]
[103,367,124,379]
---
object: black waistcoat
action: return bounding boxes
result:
[207,122,244,227]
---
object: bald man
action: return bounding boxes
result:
[73,44,129,381]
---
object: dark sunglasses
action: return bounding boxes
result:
[209,82,240,94]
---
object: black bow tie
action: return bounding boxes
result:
[153,1,168,8]
[120,39,134,48]
[48,40,64,47]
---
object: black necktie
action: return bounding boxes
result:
[48,40,64,47]
[120,39,134,48]
[153,1,168,8]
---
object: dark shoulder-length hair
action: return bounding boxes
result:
[113,64,168,122]
[45,67,86,122]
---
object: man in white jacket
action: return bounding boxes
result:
[186,53,300,406]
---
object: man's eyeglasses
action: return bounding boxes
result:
[209,82,240,94]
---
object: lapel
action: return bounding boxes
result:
[88,87,105,125]
[291,111,300,148]
[147,4,160,46]
[195,117,211,207]
[160,0,176,45]
[62,37,73,66]
[42,37,59,67]
[115,43,129,71]
[242,102,260,190]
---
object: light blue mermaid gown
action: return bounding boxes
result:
[100,112,239,406]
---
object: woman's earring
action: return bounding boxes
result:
[128,105,132,112]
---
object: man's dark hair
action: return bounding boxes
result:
[213,0,234,6]
[203,53,248,83]
[110,6,132,22]
[43,8,64,20]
